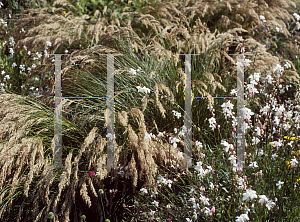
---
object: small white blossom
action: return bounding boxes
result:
[46,41,52,47]
[294,13,300,21]
[151,200,159,207]
[284,62,291,69]
[140,188,148,195]
[172,110,182,119]
[259,15,265,20]
[276,180,284,189]
[265,201,276,210]
[136,86,150,94]
[242,189,257,201]
[129,68,137,75]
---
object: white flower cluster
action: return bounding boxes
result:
[221,101,235,118]
[273,64,284,76]
[169,137,180,148]
[140,187,148,195]
[194,161,213,179]
[172,110,182,119]
[221,140,234,152]
[208,116,216,130]
[188,197,200,210]
[289,157,299,168]
[294,13,300,21]
[156,175,173,188]
[46,41,52,47]
[9,37,15,46]
[19,64,25,72]
[0,18,7,27]
[129,67,142,75]
[284,62,291,69]
[136,86,150,94]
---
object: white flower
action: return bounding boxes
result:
[23,45,27,51]
[293,13,300,21]
[148,210,156,216]
[195,141,203,149]
[12,62,17,67]
[236,213,249,222]
[186,218,192,222]
[249,161,258,168]
[228,155,237,165]
[46,41,52,47]
[140,188,148,195]
[4,75,10,80]
[273,64,284,76]
[221,140,233,152]
[0,83,4,87]
[290,157,298,166]
[172,110,182,119]
[28,51,31,56]
[188,197,196,203]
[241,107,254,121]
[259,195,268,204]
[249,72,260,82]
[208,117,217,130]
[251,137,260,145]
[276,27,280,32]
[65,49,69,54]
[230,89,237,96]
[165,179,173,188]
[265,75,273,84]
[257,149,264,156]
[170,137,180,148]
[200,194,210,206]
[129,68,137,75]
[9,48,14,55]
[152,200,159,207]
[259,15,265,20]
[36,52,42,59]
[221,100,235,117]
[265,201,276,210]
[157,131,165,138]
[177,151,184,159]
[1,70,5,75]
[0,18,7,27]
[242,189,258,201]
[244,59,252,67]
[209,182,214,189]
[284,62,291,69]
[136,86,150,94]
[276,180,284,189]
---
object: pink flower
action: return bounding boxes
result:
[167,219,172,221]
[88,171,95,176]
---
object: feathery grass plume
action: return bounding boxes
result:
[154,83,167,118]
[124,155,138,193]
[118,111,128,127]
[80,181,92,208]
[127,124,139,149]
[52,152,72,211]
